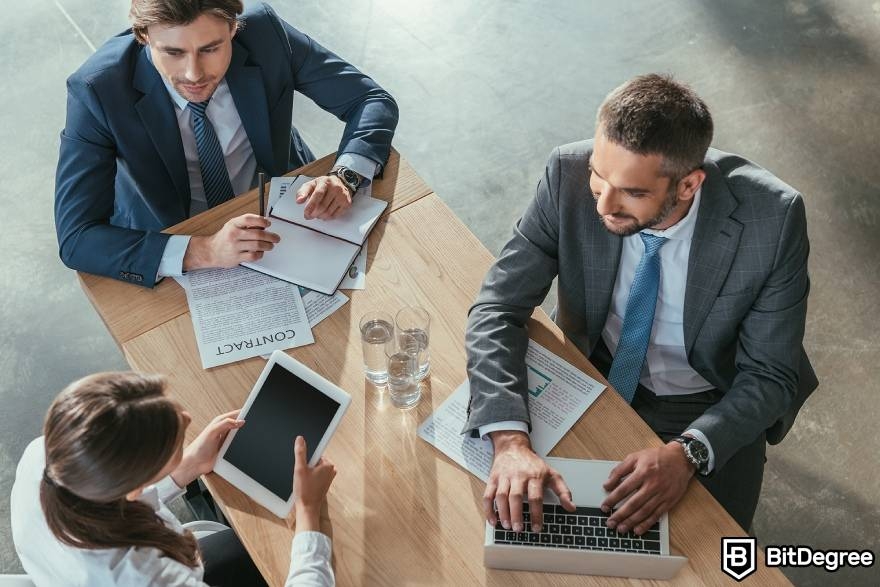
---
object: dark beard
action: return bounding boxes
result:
[601,184,679,236]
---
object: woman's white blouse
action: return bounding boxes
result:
[10,437,334,586]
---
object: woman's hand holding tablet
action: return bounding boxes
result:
[213,350,351,518]
[171,410,245,488]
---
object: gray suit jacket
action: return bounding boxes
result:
[464,140,818,471]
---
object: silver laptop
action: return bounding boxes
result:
[484,457,688,580]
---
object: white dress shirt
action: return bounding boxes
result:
[155,75,378,278]
[11,437,335,586]
[481,189,717,471]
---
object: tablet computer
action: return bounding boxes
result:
[214,350,351,518]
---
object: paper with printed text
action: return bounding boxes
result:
[418,340,606,481]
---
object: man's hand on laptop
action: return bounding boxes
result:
[484,430,575,533]
[600,442,695,535]
[183,214,280,271]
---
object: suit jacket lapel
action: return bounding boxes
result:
[225,42,276,175]
[585,215,622,349]
[132,47,190,212]
[684,160,743,353]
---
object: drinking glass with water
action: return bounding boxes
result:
[359,311,394,384]
[395,306,430,380]
[386,347,420,409]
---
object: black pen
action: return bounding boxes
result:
[258,171,266,217]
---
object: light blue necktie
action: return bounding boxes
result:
[189,100,234,208]
[607,233,668,404]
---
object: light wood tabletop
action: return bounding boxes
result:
[77,149,432,346]
[77,153,790,585]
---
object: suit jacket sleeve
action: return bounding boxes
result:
[690,194,810,470]
[54,77,170,288]
[268,4,399,171]
[463,148,565,434]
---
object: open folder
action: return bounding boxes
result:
[242,176,387,295]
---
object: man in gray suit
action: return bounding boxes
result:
[465,74,817,537]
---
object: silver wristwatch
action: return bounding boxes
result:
[328,166,362,196]
[672,436,710,476]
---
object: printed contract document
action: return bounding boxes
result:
[418,340,606,481]
[176,267,314,369]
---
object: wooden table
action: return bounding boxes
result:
[78,148,432,346]
[79,154,789,586]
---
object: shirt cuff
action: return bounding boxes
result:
[684,428,715,473]
[335,153,379,185]
[478,420,529,442]
[157,235,192,278]
[154,475,187,504]
[288,531,334,585]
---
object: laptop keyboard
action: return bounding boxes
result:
[492,502,662,555]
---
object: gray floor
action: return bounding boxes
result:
[1,1,878,585]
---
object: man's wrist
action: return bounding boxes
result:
[328,166,361,196]
[331,164,364,180]
[182,235,213,271]
[668,439,698,476]
[489,430,531,453]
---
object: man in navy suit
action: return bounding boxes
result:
[55,0,398,287]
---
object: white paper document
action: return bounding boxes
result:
[176,266,315,369]
[417,340,606,481]
[300,286,348,327]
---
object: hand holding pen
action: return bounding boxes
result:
[181,172,278,271]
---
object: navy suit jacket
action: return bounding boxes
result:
[55,2,398,287]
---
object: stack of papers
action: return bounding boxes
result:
[176,267,351,369]
[175,267,312,369]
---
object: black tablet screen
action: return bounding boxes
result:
[223,363,341,500]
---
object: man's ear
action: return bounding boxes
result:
[678,168,706,202]
[230,20,239,39]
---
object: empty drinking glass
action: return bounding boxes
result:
[359,311,394,384]
[395,306,430,380]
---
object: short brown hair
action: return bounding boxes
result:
[597,74,713,179]
[130,0,243,44]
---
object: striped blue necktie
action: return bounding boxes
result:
[607,233,668,404]
[189,100,234,208]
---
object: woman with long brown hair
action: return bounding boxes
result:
[11,372,336,586]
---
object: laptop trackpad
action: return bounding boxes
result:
[542,457,619,507]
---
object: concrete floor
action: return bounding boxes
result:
[1,1,878,585]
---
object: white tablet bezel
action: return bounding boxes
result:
[213,349,351,518]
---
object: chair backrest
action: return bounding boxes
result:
[182,520,231,541]
[0,576,35,587]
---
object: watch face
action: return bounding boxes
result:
[342,169,359,186]
[689,440,710,464]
